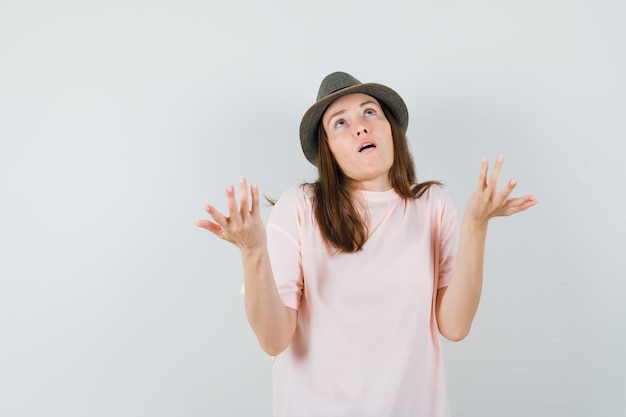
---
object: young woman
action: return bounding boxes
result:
[197,72,537,417]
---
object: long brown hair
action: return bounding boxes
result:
[312,102,442,253]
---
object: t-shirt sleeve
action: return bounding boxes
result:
[436,190,459,289]
[240,186,305,309]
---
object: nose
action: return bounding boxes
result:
[355,126,368,136]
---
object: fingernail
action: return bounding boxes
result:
[239,176,245,184]
[226,185,234,193]
[510,179,517,186]
[497,155,504,163]
[482,156,487,163]
[251,183,257,190]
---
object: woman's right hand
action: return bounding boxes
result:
[196,177,267,255]
[198,180,295,355]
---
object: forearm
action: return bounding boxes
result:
[242,248,296,356]
[437,219,488,341]
[436,156,537,341]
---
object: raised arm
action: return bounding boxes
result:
[196,177,297,355]
[436,156,537,342]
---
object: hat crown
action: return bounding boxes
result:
[316,72,362,101]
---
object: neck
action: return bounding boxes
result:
[353,177,393,192]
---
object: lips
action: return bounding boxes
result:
[358,141,377,152]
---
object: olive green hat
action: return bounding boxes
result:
[299,71,409,166]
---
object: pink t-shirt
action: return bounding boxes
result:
[266,184,459,417]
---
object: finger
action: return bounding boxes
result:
[488,155,504,188]
[512,195,538,213]
[238,176,249,216]
[195,219,224,238]
[477,157,489,190]
[225,184,239,218]
[498,178,518,201]
[250,183,261,216]
[204,204,228,227]
[503,194,537,216]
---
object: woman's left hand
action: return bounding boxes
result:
[464,155,537,226]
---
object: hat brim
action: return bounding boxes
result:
[299,82,409,166]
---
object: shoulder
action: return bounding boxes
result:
[412,185,458,222]
[415,184,453,205]
[269,184,315,225]
[273,184,314,208]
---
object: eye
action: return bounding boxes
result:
[334,118,347,129]
[364,108,377,117]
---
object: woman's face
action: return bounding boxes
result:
[322,93,394,191]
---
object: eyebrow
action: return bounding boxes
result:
[325,100,379,128]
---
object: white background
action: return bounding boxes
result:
[1,1,624,416]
